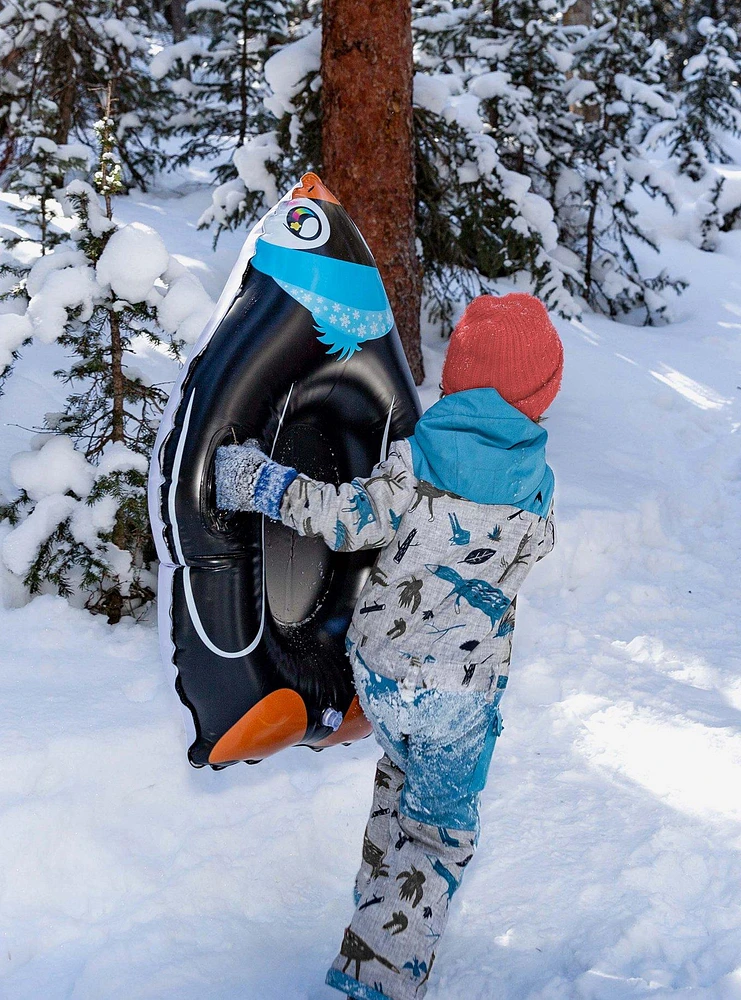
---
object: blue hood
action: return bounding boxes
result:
[408,388,554,515]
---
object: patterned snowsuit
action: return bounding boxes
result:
[276,388,556,1000]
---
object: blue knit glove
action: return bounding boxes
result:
[215,440,298,518]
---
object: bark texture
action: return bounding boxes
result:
[168,0,187,42]
[322,0,424,384]
[563,0,593,26]
[564,0,598,122]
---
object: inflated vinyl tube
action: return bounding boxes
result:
[148,173,421,768]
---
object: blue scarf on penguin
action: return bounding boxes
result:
[252,239,394,361]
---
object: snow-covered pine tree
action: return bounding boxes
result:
[563,5,686,322]
[5,104,90,252]
[196,0,577,324]
[152,0,290,186]
[0,97,89,390]
[632,0,687,81]
[97,1,173,187]
[0,0,99,173]
[0,245,31,394]
[666,17,741,182]
[477,0,577,202]
[669,0,741,78]
[195,0,699,327]
[0,108,213,620]
[195,13,321,239]
[0,0,169,190]
[412,0,580,323]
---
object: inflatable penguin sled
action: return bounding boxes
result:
[149,174,421,768]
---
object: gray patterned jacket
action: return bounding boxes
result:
[279,388,556,697]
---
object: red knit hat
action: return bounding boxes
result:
[441,293,563,421]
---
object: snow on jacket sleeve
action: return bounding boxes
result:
[278,441,417,552]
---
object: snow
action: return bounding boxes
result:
[2,493,77,576]
[684,53,709,80]
[232,132,282,206]
[519,192,558,250]
[27,262,98,343]
[100,17,141,54]
[199,132,283,230]
[69,495,119,549]
[615,74,677,119]
[1,161,741,1000]
[30,136,58,155]
[442,93,485,132]
[25,248,87,298]
[96,442,149,478]
[697,16,722,39]
[413,74,489,132]
[186,0,227,12]
[469,70,515,101]
[12,197,213,355]
[97,223,170,303]
[413,73,456,116]
[157,257,215,344]
[149,38,204,80]
[0,311,32,370]
[263,27,321,119]
[9,434,95,502]
[564,76,598,104]
[65,181,116,239]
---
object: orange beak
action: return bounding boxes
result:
[292,172,341,206]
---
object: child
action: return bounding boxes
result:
[215,292,562,1000]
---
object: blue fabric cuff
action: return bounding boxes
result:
[252,460,298,519]
[326,968,394,1000]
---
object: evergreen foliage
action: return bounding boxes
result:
[667,17,741,181]
[410,0,686,322]
[198,0,741,325]
[152,0,290,185]
[194,17,322,239]
[0,0,169,189]
[2,0,741,618]
[0,249,31,393]
[564,8,687,321]
[412,0,580,322]
[0,111,207,620]
[6,128,89,252]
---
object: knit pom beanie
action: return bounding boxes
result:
[441,293,564,421]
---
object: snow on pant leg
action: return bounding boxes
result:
[354,755,406,903]
[328,678,503,1000]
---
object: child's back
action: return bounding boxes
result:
[280,386,555,700]
[215,291,563,1000]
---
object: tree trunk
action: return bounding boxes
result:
[322,0,424,384]
[109,310,125,448]
[238,7,249,146]
[563,0,593,27]
[168,0,187,42]
[563,0,599,122]
[54,44,76,146]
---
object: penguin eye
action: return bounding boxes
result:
[285,206,321,241]
[261,197,330,250]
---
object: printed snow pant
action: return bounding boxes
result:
[326,663,505,1000]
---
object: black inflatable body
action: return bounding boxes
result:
[149,174,421,768]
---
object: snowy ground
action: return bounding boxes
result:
[1,176,741,1000]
